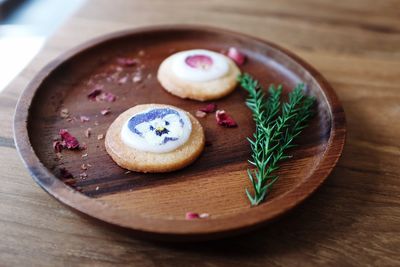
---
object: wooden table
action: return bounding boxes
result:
[1,1,399,266]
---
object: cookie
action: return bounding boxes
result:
[105,104,205,173]
[157,49,241,101]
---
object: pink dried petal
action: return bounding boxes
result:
[53,140,64,153]
[227,47,246,65]
[60,167,73,179]
[59,129,80,149]
[80,116,90,122]
[215,110,238,128]
[117,57,139,67]
[185,212,200,220]
[87,88,103,101]
[195,110,207,118]
[200,103,217,113]
[185,54,213,69]
[100,108,110,116]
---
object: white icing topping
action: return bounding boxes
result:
[121,107,192,153]
[171,49,229,82]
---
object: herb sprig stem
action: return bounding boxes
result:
[239,74,315,206]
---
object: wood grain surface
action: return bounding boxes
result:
[1,0,400,265]
[13,26,345,240]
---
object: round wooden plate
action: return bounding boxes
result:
[14,26,345,241]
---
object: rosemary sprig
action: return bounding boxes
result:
[238,74,315,206]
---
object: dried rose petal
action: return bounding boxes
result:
[227,47,246,65]
[200,103,217,113]
[60,167,73,179]
[195,110,207,118]
[117,57,139,67]
[100,108,110,116]
[59,129,80,149]
[185,212,200,220]
[215,110,238,128]
[87,88,103,101]
[80,116,90,122]
[185,54,213,69]
[53,140,64,153]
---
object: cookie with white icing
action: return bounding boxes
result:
[105,104,205,173]
[157,49,241,101]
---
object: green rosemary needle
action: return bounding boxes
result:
[238,73,315,206]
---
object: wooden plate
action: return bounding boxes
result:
[14,26,346,241]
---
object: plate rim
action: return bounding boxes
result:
[13,25,346,240]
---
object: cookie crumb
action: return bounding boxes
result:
[195,110,207,118]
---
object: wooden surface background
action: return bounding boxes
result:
[1,0,399,266]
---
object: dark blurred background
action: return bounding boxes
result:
[0,0,84,91]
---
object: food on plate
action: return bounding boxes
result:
[157,49,241,101]
[105,104,205,173]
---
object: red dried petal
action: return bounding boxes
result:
[53,140,64,153]
[215,110,238,128]
[185,212,200,220]
[185,54,213,69]
[117,57,139,67]
[60,167,73,179]
[87,88,103,101]
[227,47,246,66]
[59,129,80,149]
[80,115,90,122]
[200,103,217,113]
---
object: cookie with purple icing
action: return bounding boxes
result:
[157,49,241,101]
[105,104,205,173]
